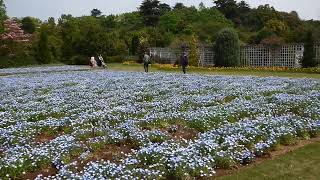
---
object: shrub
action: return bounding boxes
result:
[214,28,240,67]
[302,31,317,67]
[70,55,89,65]
[106,55,125,63]
[0,55,38,68]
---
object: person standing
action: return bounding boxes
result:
[181,51,189,74]
[143,52,151,73]
[90,56,97,68]
[96,55,102,67]
[99,54,106,68]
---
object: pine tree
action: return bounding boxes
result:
[139,0,160,27]
[0,0,6,33]
[36,25,51,64]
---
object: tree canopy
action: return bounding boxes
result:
[0,0,319,67]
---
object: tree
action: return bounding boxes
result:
[265,19,288,36]
[91,9,102,17]
[1,18,31,56]
[302,31,316,67]
[173,3,186,10]
[159,3,171,15]
[130,34,140,55]
[48,17,55,26]
[188,34,198,66]
[21,17,37,34]
[139,0,160,26]
[0,0,6,33]
[214,0,238,20]
[36,25,51,64]
[214,28,240,67]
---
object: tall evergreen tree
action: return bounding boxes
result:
[139,0,160,26]
[21,17,36,34]
[159,3,171,15]
[91,9,102,17]
[0,0,7,33]
[36,25,51,64]
[302,31,316,67]
[214,28,240,67]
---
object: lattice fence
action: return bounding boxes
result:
[149,47,177,64]
[150,44,319,68]
[198,45,215,67]
[240,44,304,68]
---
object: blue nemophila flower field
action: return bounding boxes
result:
[0,68,319,179]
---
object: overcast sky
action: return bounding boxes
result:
[5,0,320,21]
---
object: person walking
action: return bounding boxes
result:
[181,51,189,74]
[143,52,151,73]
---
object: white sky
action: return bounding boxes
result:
[5,0,320,21]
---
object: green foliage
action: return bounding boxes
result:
[188,34,198,66]
[91,8,102,17]
[130,34,140,55]
[106,55,125,63]
[159,3,171,15]
[0,56,38,68]
[139,0,161,27]
[36,25,52,64]
[214,28,240,67]
[302,31,317,67]
[70,55,89,65]
[265,19,288,36]
[21,17,37,34]
[0,0,6,33]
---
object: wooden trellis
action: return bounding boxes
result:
[198,45,215,67]
[150,43,318,68]
[240,44,304,68]
[149,47,177,64]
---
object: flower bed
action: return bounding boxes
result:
[0,65,90,76]
[0,70,319,179]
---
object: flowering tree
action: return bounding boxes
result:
[0,18,31,56]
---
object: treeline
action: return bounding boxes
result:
[0,0,319,67]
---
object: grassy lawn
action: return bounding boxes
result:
[218,142,320,180]
[108,63,320,79]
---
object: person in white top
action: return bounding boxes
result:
[90,56,97,68]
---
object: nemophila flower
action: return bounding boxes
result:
[0,68,319,179]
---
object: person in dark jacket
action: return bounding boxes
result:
[143,52,151,73]
[181,51,188,74]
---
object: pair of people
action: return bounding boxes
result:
[90,55,106,68]
[143,51,189,74]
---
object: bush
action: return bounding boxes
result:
[106,55,125,63]
[70,55,89,65]
[302,31,317,67]
[214,28,240,67]
[0,56,38,68]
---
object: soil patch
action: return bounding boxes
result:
[166,125,199,140]
[22,164,58,180]
[75,142,136,171]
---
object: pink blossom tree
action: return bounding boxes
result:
[0,18,32,56]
